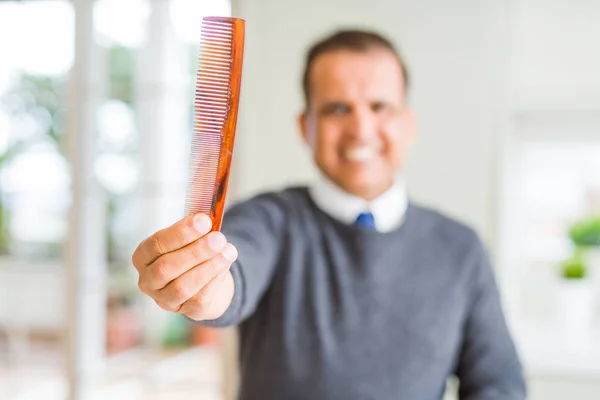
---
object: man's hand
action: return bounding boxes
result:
[132,213,238,321]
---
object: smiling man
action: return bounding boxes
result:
[132,30,526,399]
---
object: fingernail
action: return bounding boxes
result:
[193,214,212,233]
[208,233,226,250]
[222,243,237,262]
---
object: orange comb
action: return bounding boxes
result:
[184,16,245,231]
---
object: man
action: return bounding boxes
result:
[132,30,526,399]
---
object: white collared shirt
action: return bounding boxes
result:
[308,174,408,233]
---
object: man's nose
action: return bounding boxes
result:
[347,107,377,140]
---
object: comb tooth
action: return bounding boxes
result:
[200,50,231,58]
[193,119,226,127]
[193,124,225,132]
[195,92,228,100]
[201,30,233,39]
[195,98,228,106]
[197,76,229,85]
[200,56,231,67]
[196,97,228,105]
[195,115,226,122]
[195,95,228,102]
[193,126,224,132]
[197,73,229,81]
[194,116,226,121]
[194,99,227,106]
[198,74,230,81]
[194,115,227,122]
[202,25,233,33]
[201,46,231,54]
[201,49,232,57]
[195,90,228,99]
[203,23,232,29]
[203,27,233,35]
[201,55,231,62]
[201,41,232,50]
[197,78,229,85]
[203,20,233,27]
[194,120,225,127]
[203,20,233,28]
[193,130,223,136]
[195,107,226,113]
[200,63,230,72]
[193,129,224,135]
[198,71,231,81]
[196,84,229,91]
[200,59,231,68]
[193,121,225,128]
[195,106,227,113]
[200,57,231,66]
[199,65,230,74]
[193,127,225,134]
[199,60,229,68]
[194,99,227,108]
[195,88,228,94]
[195,102,227,110]
[195,96,228,104]
[195,108,227,116]
[201,35,232,44]
[197,77,229,85]
[195,102,226,110]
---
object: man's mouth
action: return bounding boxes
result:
[341,145,382,162]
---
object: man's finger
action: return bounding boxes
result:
[155,243,238,310]
[179,270,233,321]
[132,213,212,268]
[141,231,227,291]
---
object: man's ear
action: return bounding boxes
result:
[298,111,311,146]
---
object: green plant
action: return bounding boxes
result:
[561,249,587,279]
[569,216,600,247]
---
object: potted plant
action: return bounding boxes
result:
[556,250,594,342]
[569,216,600,281]
[555,216,600,342]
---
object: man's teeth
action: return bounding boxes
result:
[343,146,379,161]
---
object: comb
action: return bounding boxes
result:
[184,16,245,231]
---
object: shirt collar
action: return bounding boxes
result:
[308,174,408,232]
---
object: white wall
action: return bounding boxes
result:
[231,0,506,245]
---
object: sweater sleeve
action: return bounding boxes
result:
[455,241,527,400]
[197,193,287,327]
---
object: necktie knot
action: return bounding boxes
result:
[355,212,375,230]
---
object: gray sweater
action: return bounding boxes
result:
[203,187,526,400]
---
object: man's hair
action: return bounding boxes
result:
[302,29,410,107]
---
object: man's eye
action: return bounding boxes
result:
[324,103,350,115]
[371,102,388,113]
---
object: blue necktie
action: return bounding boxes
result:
[355,212,375,230]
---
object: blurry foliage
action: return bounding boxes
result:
[108,46,135,105]
[561,249,587,279]
[569,216,600,247]
[560,215,600,279]
[2,74,67,149]
[0,74,66,254]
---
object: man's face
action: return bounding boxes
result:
[299,49,415,200]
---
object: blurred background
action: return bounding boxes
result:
[0,0,599,399]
